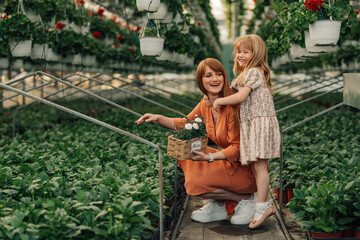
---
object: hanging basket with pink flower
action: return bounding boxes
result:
[167,116,208,160]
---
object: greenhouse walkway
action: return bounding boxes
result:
[169,195,290,240]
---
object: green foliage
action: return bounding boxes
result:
[2,13,35,42]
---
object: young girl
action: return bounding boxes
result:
[213,34,280,229]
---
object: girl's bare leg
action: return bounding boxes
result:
[253,158,270,203]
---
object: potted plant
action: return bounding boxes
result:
[2,13,34,57]
[167,116,207,160]
[298,0,356,45]
[136,0,161,12]
[289,182,355,238]
[139,24,165,57]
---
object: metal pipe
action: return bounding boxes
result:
[276,78,342,105]
[62,73,186,117]
[278,102,344,214]
[276,86,343,113]
[274,76,330,101]
[0,82,164,239]
[105,74,198,107]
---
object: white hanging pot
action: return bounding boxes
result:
[140,37,164,56]
[31,43,49,60]
[11,59,24,70]
[305,30,333,53]
[10,40,32,57]
[161,11,173,23]
[156,49,172,61]
[24,10,41,23]
[290,43,318,59]
[46,49,62,62]
[149,3,167,19]
[309,20,341,46]
[72,54,82,65]
[69,23,82,34]
[173,13,182,23]
[84,56,97,66]
[0,58,9,69]
[136,0,161,12]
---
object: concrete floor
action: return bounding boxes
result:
[171,196,288,240]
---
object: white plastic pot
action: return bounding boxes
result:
[305,30,333,53]
[136,0,160,12]
[0,58,9,69]
[161,11,173,23]
[10,40,32,57]
[31,44,49,60]
[309,20,341,46]
[11,59,24,70]
[149,3,167,19]
[46,49,62,62]
[24,10,41,23]
[140,37,164,56]
[290,43,318,59]
[156,49,172,61]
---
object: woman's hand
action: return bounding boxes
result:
[191,151,210,161]
[135,113,159,125]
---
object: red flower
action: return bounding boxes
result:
[134,26,141,32]
[355,9,359,15]
[115,20,121,25]
[91,110,96,115]
[88,11,94,17]
[97,8,105,17]
[2,14,8,19]
[5,112,11,116]
[113,44,120,48]
[304,0,324,12]
[92,32,102,38]
[75,0,85,5]
[128,47,134,52]
[117,34,124,40]
[55,21,65,30]
[196,22,202,26]
[112,14,117,20]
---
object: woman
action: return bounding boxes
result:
[135,58,257,225]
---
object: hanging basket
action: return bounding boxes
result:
[140,37,164,56]
[10,40,33,57]
[136,0,161,12]
[305,30,334,53]
[0,58,9,69]
[290,43,318,59]
[309,20,341,46]
[161,11,173,24]
[30,43,49,60]
[167,135,208,160]
[149,3,167,19]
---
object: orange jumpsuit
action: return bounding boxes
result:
[173,100,257,214]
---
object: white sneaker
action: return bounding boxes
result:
[191,200,228,223]
[230,196,256,225]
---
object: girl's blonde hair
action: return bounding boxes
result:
[232,34,274,95]
[196,58,240,133]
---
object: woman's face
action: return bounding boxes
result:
[202,65,224,96]
[236,47,253,68]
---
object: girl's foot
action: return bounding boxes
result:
[248,201,275,229]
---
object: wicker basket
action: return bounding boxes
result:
[167,135,208,160]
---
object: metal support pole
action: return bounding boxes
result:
[278,102,344,214]
[276,86,343,113]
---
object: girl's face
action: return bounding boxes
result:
[236,47,253,68]
[202,65,224,96]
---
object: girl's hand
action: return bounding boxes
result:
[191,150,210,161]
[212,99,221,112]
[135,113,159,125]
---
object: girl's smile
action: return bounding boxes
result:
[236,48,253,67]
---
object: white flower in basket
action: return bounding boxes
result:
[167,117,208,160]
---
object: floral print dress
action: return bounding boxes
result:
[231,68,280,165]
